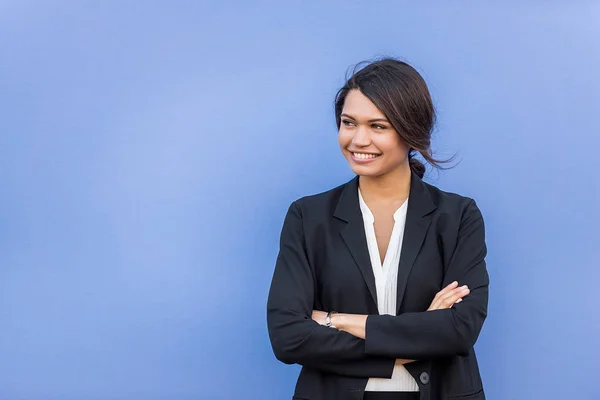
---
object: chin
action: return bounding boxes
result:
[349,164,382,177]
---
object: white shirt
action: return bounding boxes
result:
[358,188,419,392]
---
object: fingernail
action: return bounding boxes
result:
[456,298,463,303]
[461,286,469,291]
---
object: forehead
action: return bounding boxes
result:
[342,90,386,119]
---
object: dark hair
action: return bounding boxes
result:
[334,57,452,178]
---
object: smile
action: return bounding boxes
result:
[352,152,381,159]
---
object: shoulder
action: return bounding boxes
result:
[288,179,351,217]
[424,180,474,208]
[423,180,485,226]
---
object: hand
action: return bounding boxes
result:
[312,310,328,326]
[427,281,470,311]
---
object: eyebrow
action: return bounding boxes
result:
[340,113,389,123]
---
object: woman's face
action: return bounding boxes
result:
[338,89,410,177]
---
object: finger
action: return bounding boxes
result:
[428,282,463,311]
[435,286,470,310]
[432,284,464,308]
[443,285,469,302]
[440,286,470,309]
[433,281,459,300]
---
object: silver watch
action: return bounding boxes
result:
[325,311,337,329]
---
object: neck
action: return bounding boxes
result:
[358,163,412,204]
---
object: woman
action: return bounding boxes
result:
[267,58,489,400]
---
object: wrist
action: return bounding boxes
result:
[331,313,344,330]
[325,311,337,328]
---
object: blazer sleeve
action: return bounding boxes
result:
[364,199,489,360]
[267,201,395,378]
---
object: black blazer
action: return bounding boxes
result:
[267,171,489,400]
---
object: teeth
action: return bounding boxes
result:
[353,152,379,159]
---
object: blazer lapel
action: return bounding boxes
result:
[334,176,378,308]
[396,171,437,313]
[333,172,438,313]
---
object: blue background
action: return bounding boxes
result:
[1,1,599,399]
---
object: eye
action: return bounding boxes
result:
[372,124,387,130]
[342,119,356,127]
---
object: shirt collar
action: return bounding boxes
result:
[358,187,409,223]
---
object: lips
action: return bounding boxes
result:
[351,152,380,159]
[349,151,381,163]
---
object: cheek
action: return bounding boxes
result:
[377,135,409,160]
[338,130,351,148]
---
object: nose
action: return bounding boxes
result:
[351,126,371,147]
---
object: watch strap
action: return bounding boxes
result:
[325,311,337,329]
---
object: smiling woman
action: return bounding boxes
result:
[335,58,447,181]
[267,58,489,400]
[338,90,411,174]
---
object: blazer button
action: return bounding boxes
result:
[419,372,430,385]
